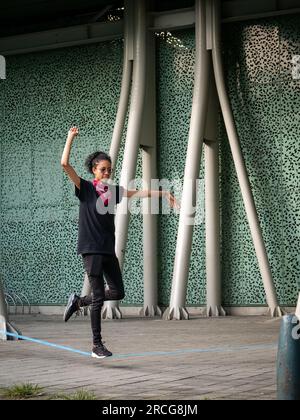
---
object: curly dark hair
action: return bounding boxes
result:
[85,151,112,174]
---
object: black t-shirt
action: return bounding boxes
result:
[75,178,124,255]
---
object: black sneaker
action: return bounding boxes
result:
[63,293,80,322]
[92,343,113,359]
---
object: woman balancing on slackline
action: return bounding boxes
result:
[61,126,179,359]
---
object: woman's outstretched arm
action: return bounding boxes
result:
[124,189,180,210]
[61,127,81,190]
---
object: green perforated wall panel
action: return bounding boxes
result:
[221,16,300,305]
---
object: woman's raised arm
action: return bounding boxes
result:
[61,127,81,190]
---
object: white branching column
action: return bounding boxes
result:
[163,0,210,320]
[81,0,134,315]
[204,75,226,317]
[211,0,282,317]
[140,26,161,317]
[103,0,148,319]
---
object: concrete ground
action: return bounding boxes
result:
[0,314,281,400]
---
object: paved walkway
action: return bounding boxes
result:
[0,315,281,400]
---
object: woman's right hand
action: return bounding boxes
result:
[68,126,79,139]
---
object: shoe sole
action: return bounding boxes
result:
[63,293,76,322]
[92,352,112,359]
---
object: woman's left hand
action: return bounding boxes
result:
[166,192,180,210]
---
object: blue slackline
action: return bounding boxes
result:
[1,330,91,357]
[0,330,276,360]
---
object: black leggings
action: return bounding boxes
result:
[80,253,125,346]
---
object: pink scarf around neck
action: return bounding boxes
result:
[92,179,112,206]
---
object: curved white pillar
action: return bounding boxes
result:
[204,76,226,317]
[205,138,226,316]
[102,0,134,320]
[163,0,210,320]
[81,0,133,313]
[139,24,161,317]
[141,147,161,317]
[103,0,148,319]
[211,0,282,317]
[110,61,133,169]
[110,0,134,169]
